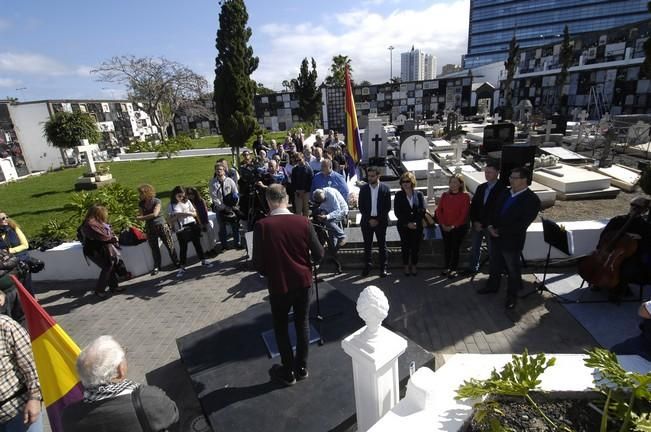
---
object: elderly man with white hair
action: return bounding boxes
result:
[313,187,348,274]
[62,336,178,432]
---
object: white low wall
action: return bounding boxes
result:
[32,212,220,282]
[370,353,651,432]
[522,219,607,261]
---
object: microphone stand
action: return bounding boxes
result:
[310,261,343,346]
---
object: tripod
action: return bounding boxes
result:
[313,220,344,275]
[310,263,342,346]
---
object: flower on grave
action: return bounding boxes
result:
[348,191,359,209]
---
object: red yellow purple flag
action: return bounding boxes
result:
[344,64,363,177]
[12,275,83,432]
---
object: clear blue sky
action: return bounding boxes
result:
[1,0,469,101]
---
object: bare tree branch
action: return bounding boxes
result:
[92,56,209,138]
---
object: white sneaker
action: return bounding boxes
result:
[176,267,186,278]
[201,260,213,268]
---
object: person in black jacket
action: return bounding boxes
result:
[63,335,178,432]
[466,162,506,275]
[394,171,425,276]
[358,167,392,277]
[478,167,541,309]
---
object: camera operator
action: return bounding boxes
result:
[210,164,242,250]
[312,187,348,274]
[256,160,287,190]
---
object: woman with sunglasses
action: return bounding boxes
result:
[136,184,179,276]
[167,186,213,277]
[0,210,35,295]
[394,172,426,276]
[435,174,470,278]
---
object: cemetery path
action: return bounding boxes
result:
[327,270,599,368]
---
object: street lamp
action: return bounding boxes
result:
[15,87,27,100]
[388,45,394,81]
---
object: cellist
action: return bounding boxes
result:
[596,196,651,300]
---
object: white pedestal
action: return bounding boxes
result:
[342,326,407,432]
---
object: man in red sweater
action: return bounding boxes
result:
[253,184,324,386]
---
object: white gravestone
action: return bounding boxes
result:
[0,157,18,182]
[401,135,432,179]
[364,118,387,162]
[341,286,407,432]
[491,112,502,124]
[401,135,429,161]
[76,139,97,173]
[394,114,407,126]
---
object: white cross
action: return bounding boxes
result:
[544,119,556,143]
[578,110,589,123]
[76,139,96,173]
[492,113,502,124]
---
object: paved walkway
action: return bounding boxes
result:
[36,252,598,431]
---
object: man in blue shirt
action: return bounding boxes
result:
[313,187,348,274]
[311,159,349,202]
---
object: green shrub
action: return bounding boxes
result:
[157,135,193,159]
[35,183,142,248]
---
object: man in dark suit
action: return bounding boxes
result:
[253,184,324,386]
[466,162,506,275]
[358,166,392,277]
[478,167,541,309]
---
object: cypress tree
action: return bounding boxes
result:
[295,58,321,125]
[557,25,573,115]
[214,0,259,165]
[502,36,519,121]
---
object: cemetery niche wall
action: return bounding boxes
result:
[508,19,651,117]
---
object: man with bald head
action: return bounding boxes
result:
[311,158,349,202]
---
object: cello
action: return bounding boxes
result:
[578,214,638,293]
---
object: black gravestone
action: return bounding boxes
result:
[481,123,515,154]
[499,145,537,186]
[551,115,568,135]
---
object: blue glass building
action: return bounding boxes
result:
[465,0,649,68]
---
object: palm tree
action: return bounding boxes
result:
[324,55,352,87]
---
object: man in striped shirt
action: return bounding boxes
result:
[0,314,42,431]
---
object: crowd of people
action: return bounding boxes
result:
[4,127,651,430]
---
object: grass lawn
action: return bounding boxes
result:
[1,157,218,238]
[189,131,289,149]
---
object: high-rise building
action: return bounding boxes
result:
[465,0,648,69]
[440,64,463,76]
[401,47,437,81]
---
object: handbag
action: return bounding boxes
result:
[422,209,436,228]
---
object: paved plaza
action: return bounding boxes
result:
[36,251,598,432]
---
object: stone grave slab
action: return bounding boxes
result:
[465,131,483,142]
[462,171,556,208]
[540,146,589,161]
[587,164,641,192]
[402,159,439,180]
[533,163,611,194]
[431,139,453,152]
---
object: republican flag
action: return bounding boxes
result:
[12,275,83,432]
[344,65,363,177]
